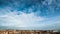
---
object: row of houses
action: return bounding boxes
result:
[0,30,60,34]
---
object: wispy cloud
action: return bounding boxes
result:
[0,0,60,30]
[0,7,46,27]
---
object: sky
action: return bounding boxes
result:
[0,0,60,30]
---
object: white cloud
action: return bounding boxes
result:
[0,8,46,27]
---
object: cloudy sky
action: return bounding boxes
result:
[0,0,60,30]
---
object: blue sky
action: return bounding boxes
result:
[0,0,60,30]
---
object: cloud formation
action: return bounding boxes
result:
[0,0,60,30]
[0,7,46,27]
